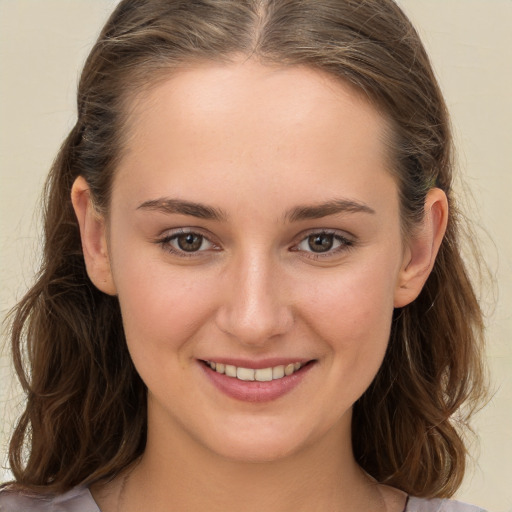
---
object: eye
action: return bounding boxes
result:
[173,233,207,252]
[158,229,217,255]
[295,231,353,255]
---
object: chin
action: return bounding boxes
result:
[198,416,330,465]
[213,436,303,464]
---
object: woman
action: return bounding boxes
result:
[0,0,487,511]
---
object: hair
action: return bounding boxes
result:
[7,0,486,498]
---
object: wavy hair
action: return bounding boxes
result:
[7,0,486,497]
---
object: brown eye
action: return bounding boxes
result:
[294,231,353,257]
[176,233,204,252]
[158,230,216,257]
[307,234,334,253]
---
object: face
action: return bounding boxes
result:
[91,61,415,463]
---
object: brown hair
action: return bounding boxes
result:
[7,0,486,498]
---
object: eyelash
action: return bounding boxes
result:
[156,228,219,258]
[290,230,355,261]
[156,229,354,259]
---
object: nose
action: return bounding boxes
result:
[215,252,294,347]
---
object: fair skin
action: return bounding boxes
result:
[72,60,447,512]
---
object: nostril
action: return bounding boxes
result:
[214,313,293,346]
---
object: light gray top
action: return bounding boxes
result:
[0,486,487,511]
[405,496,487,512]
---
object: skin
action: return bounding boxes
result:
[72,60,448,512]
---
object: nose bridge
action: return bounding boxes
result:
[216,246,293,345]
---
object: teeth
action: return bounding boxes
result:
[207,361,304,381]
[255,367,273,382]
[272,365,285,379]
[237,367,255,381]
[284,363,295,376]
[225,364,237,377]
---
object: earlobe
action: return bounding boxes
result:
[394,188,448,308]
[71,176,117,295]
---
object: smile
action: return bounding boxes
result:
[205,361,305,382]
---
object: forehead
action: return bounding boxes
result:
[114,59,396,215]
[127,60,386,138]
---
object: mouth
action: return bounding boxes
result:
[199,358,315,402]
[203,360,307,382]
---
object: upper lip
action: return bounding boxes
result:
[199,358,314,369]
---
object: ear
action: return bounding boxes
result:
[71,176,117,295]
[394,188,448,308]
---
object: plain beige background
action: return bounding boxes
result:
[0,1,511,510]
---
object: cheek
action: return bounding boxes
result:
[301,258,398,335]
[298,257,399,388]
[109,243,217,364]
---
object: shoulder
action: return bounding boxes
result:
[406,496,487,512]
[0,486,100,512]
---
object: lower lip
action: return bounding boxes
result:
[200,362,314,403]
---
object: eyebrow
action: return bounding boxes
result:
[285,199,376,222]
[136,197,375,222]
[137,198,227,221]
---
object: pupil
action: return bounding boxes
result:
[177,233,202,252]
[308,234,333,253]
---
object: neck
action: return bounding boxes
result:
[101,413,389,512]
